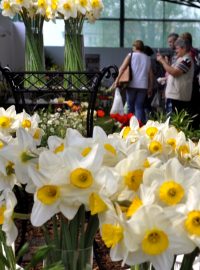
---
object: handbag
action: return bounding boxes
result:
[118,52,133,86]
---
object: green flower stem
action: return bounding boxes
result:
[64,17,85,72]
[180,247,199,270]
[0,230,16,270]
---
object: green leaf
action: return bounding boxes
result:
[28,245,54,268]
[16,242,29,262]
[43,261,65,270]
[0,253,10,268]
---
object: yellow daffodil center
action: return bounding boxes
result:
[80,0,88,7]
[104,144,117,155]
[122,126,131,138]
[38,0,46,8]
[0,116,11,128]
[22,119,31,128]
[54,143,64,154]
[167,138,176,149]
[3,1,10,10]
[126,196,143,218]
[178,144,189,155]
[159,180,184,205]
[6,161,15,176]
[102,224,123,248]
[16,0,23,4]
[81,147,91,157]
[37,185,60,205]
[185,211,200,236]
[142,228,169,255]
[89,193,108,215]
[0,140,4,149]
[124,169,143,191]
[0,205,6,224]
[70,168,93,189]
[63,3,72,10]
[149,141,162,154]
[51,0,58,10]
[146,127,158,139]
[91,0,101,8]
[33,129,40,140]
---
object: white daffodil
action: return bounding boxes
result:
[139,119,169,140]
[143,157,200,207]
[13,110,43,145]
[75,0,91,15]
[99,202,136,265]
[0,189,18,246]
[0,128,38,189]
[12,0,31,10]
[90,0,103,11]
[121,183,157,219]
[58,0,77,19]
[115,149,151,192]
[126,205,195,270]
[0,105,17,135]
[30,144,118,225]
[0,159,16,191]
[174,186,200,248]
[119,116,140,142]
[0,0,19,17]
[36,0,48,15]
[93,126,123,166]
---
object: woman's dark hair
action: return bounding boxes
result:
[144,45,154,56]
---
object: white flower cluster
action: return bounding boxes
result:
[38,106,89,144]
[0,0,104,22]
[1,106,200,270]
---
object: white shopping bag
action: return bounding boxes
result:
[110,87,124,115]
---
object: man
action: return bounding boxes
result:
[167,32,179,65]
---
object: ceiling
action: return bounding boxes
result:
[160,0,200,8]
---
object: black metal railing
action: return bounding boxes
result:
[0,65,118,137]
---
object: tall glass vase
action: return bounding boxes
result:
[22,12,45,72]
[64,18,85,72]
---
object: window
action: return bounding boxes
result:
[43,0,200,48]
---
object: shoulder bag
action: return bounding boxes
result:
[118,52,133,86]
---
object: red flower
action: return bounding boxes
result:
[97,110,105,117]
[110,113,134,127]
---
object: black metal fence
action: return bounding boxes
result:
[0,66,118,137]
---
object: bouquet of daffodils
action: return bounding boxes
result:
[0,105,200,270]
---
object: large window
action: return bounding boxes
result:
[44,0,200,48]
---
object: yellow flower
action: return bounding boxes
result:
[124,169,143,191]
[54,143,64,154]
[102,224,123,248]
[142,228,169,255]
[159,180,184,205]
[22,119,32,128]
[70,168,93,189]
[0,116,11,128]
[149,140,162,154]
[104,143,117,156]
[126,196,143,218]
[185,211,200,236]
[37,185,60,205]
[146,127,158,139]
[89,193,107,215]
[0,204,6,225]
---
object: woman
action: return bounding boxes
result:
[156,37,194,113]
[114,40,153,124]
